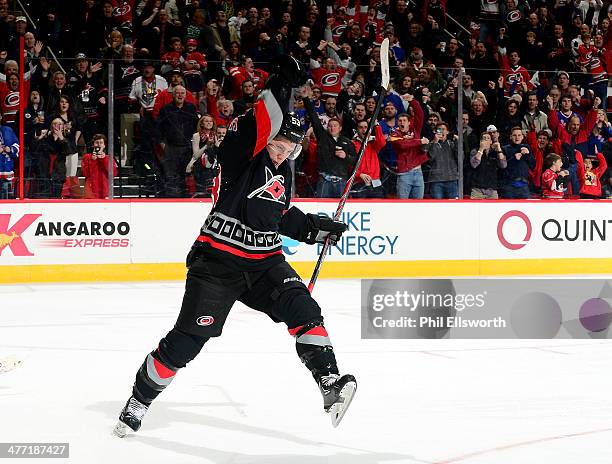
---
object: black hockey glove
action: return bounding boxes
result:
[270,54,307,88]
[305,214,348,245]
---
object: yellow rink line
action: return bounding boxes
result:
[1,258,611,283]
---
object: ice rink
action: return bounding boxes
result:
[2,279,612,464]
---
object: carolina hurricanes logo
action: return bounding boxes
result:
[322,73,340,86]
[113,4,131,16]
[506,72,522,84]
[196,316,214,326]
[5,91,19,106]
[332,24,347,37]
[247,166,287,204]
[506,10,521,22]
[122,65,139,79]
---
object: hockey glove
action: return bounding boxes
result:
[270,55,307,88]
[305,214,348,245]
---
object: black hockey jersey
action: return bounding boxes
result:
[195,86,308,271]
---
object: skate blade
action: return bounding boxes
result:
[329,380,357,428]
[112,421,130,438]
[0,356,22,373]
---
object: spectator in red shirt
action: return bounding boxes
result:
[525,129,553,191]
[389,97,428,199]
[81,134,118,199]
[182,38,207,102]
[227,56,268,100]
[576,149,608,198]
[541,153,569,199]
[351,119,385,198]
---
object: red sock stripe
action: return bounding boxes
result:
[288,325,303,336]
[287,325,328,336]
[153,357,176,379]
[305,326,328,336]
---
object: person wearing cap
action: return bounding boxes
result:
[182,38,207,101]
[115,54,357,437]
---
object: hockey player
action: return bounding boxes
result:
[114,55,357,437]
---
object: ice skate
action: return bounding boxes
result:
[113,396,149,438]
[319,374,357,427]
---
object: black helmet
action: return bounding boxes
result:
[277,112,304,144]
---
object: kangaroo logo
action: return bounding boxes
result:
[0,214,41,256]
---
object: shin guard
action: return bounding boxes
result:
[289,320,339,382]
[133,349,178,405]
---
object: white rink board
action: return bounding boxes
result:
[1,200,611,266]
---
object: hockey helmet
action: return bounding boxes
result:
[276,112,305,160]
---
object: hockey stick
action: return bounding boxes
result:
[308,38,390,293]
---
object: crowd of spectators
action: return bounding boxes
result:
[0,0,610,199]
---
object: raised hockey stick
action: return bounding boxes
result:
[308,38,390,293]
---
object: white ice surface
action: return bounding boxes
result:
[1,280,612,464]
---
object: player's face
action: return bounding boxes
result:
[267,138,297,167]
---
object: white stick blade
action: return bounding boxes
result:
[380,38,390,90]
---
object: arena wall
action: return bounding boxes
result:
[1,199,611,283]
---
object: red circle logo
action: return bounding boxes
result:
[196,316,215,326]
[497,210,532,250]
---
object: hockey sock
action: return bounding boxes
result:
[289,320,339,383]
[133,328,208,405]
